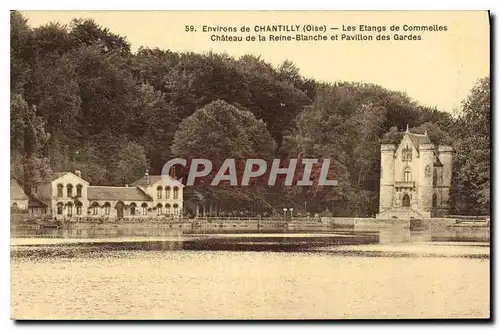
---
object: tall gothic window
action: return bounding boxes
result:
[404,167,412,182]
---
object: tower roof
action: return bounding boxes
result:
[405,131,432,152]
[404,129,443,166]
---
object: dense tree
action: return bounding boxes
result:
[9,11,490,216]
[69,18,131,54]
[452,77,490,215]
[10,11,33,94]
[11,94,51,190]
[172,99,276,159]
[111,141,149,186]
[171,100,276,213]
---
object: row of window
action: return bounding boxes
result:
[156,186,180,199]
[55,184,181,200]
[57,184,83,198]
[56,202,83,215]
[56,202,181,216]
[90,203,181,216]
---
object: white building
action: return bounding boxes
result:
[376,127,453,219]
[29,170,184,220]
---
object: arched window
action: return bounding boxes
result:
[173,187,179,200]
[90,202,99,215]
[115,201,124,218]
[57,184,64,198]
[165,186,171,199]
[57,202,63,215]
[157,203,163,215]
[12,202,18,209]
[404,168,412,182]
[165,203,171,215]
[433,169,438,186]
[432,194,438,208]
[157,186,163,199]
[76,184,83,197]
[130,202,137,216]
[141,203,148,215]
[75,201,82,215]
[402,194,410,207]
[104,202,111,215]
[173,203,179,215]
[67,184,73,198]
[66,202,73,216]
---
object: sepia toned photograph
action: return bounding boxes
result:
[9,10,490,320]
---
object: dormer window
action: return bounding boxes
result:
[402,145,412,162]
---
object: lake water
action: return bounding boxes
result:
[11,230,490,320]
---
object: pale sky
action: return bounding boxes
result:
[21,11,490,113]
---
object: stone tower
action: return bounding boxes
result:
[436,145,453,216]
[379,144,396,212]
[417,143,435,216]
[376,128,453,219]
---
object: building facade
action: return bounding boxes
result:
[28,170,184,220]
[11,179,29,211]
[377,128,453,219]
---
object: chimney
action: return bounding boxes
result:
[169,166,177,179]
[75,170,81,177]
[145,170,150,185]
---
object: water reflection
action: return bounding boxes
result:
[11,231,381,259]
[11,226,490,319]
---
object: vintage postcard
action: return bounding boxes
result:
[10,10,490,320]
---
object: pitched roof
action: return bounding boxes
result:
[130,175,183,187]
[11,179,28,200]
[406,132,432,152]
[28,195,48,207]
[50,172,71,180]
[87,186,152,201]
[36,171,89,184]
